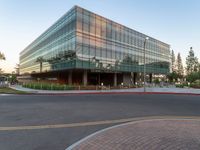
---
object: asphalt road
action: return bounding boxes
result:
[0,94,200,150]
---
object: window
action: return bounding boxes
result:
[101,20,106,37]
[83,36,89,45]
[83,22,89,33]
[83,46,89,56]
[96,18,101,36]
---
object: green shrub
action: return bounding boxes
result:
[175,84,184,88]
[186,72,200,83]
[154,78,160,84]
[22,82,75,90]
[190,80,200,88]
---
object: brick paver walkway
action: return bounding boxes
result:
[67,119,200,150]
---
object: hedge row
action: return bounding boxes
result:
[175,80,200,89]
[22,83,139,90]
[23,83,75,90]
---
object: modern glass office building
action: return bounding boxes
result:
[19,6,170,86]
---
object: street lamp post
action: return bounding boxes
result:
[143,37,149,92]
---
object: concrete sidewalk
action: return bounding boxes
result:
[9,85,200,95]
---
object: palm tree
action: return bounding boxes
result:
[0,52,5,75]
[0,52,5,60]
[36,56,45,73]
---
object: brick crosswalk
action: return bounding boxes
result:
[67,119,200,150]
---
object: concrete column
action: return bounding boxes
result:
[114,73,117,86]
[133,73,137,85]
[68,70,72,85]
[98,73,100,85]
[83,70,88,86]
[149,73,152,83]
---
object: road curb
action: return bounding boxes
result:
[9,92,200,96]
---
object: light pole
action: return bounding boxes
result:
[143,37,149,92]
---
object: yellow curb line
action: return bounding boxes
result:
[0,116,200,131]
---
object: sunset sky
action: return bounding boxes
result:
[0,0,200,73]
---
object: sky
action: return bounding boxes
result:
[0,0,200,73]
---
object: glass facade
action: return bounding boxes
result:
[20,6,170,75]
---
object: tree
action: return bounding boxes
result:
[171,50,176,72]
[0,52,5,60]
[186,47,198,75]
[176,53,184,78]
[9,74,18,84]
[186,71,200,83]
[167,71,179,82]
[36,56,45,73]
[198,63,200,72]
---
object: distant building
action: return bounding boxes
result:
[19,6,170,85]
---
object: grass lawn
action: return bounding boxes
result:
[0,87,27,94]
